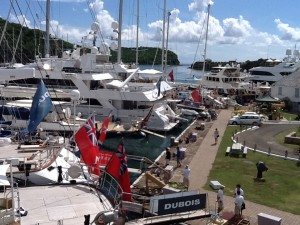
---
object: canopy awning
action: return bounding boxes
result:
[81,73,113,81]
[256,94,280,102]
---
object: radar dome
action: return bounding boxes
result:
[111,21,119,30]
[91,46,98,54]
[110,42,118,51]
[100,43,109,53]
[91,22,100,32]
[70,90,80,101]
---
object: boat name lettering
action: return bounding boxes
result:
[39,91,50,103]
[164,199,200,210]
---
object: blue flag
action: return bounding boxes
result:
[27,80,53,132]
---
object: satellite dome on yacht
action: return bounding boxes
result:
[249,49,300,84]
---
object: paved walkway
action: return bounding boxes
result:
[188,109,300,225]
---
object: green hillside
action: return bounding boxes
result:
[0,17,180,65]
[110,47,180,65]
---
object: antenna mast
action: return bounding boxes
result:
[202,4,211,74]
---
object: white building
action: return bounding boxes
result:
[270,70,300,112]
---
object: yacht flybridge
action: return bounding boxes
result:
[199,64,252,94]
[249,49,300,84]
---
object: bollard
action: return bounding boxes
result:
[254,143,257,152]
[268,147,271,156]
[285,150,288,160]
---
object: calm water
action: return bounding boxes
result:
[140,64,204,85]
[104,116,194,164]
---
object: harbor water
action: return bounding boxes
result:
[104,65,203,181]
[140,64,204,84]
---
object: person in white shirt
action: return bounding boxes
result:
[213,128,219,144]
[217,186,224,213]
[182,165,190,189]
[234,184,245,198]
[234,190,244,216]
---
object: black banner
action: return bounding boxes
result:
[157,193,206,215]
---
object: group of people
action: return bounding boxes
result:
[165,147,190,189]
[217,184,245,217]
[165,146,183,168]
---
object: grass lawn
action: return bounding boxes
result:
[282,111,299,121]
[274,127,300,151]
[205,126,300,215]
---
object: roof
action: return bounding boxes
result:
[256,94,280,102]
[81,73,113,81]
[273,70,300,87]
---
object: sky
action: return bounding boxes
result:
[1,0,300,64]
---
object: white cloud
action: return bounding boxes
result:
[41,20,89,43]
[275,19,300,41]
[188,0,214,11]
[9,14,31,28]
[223,16,252,38]
[89,0,117,38]
[122,25,150,42]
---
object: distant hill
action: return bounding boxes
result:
[0,17,180,65]
[110,47,180,65]
[0,17,73,64]
[191,58,269,71]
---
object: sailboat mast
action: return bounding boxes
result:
[117,0,123,64]
[165,11,171,72]
[161,0,166,72]
[202,4,211,74]
[45,0,50,57]
[135,0,139,65]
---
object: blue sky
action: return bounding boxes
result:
[1,0,300,64]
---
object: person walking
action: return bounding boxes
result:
[217,186,224,213]
[165,147,171,166]
[234,190,244,217]
[214,128,219,144]
[182,165,190,189]
[176,146,182,167]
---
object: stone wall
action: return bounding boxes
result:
[284,132,300,145]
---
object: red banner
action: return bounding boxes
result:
[98,114,111,145]
[168,69,174,82]
[75,115,112,175]
[191,89,202,103]
[106,141,131,201]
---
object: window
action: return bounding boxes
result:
[278,87,282,96]
[295,88,300,98]
[250,71,275,76]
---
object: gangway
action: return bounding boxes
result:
[127,210,210,224]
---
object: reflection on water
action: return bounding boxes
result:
[103,116,194,182]
[103,116,194,166]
